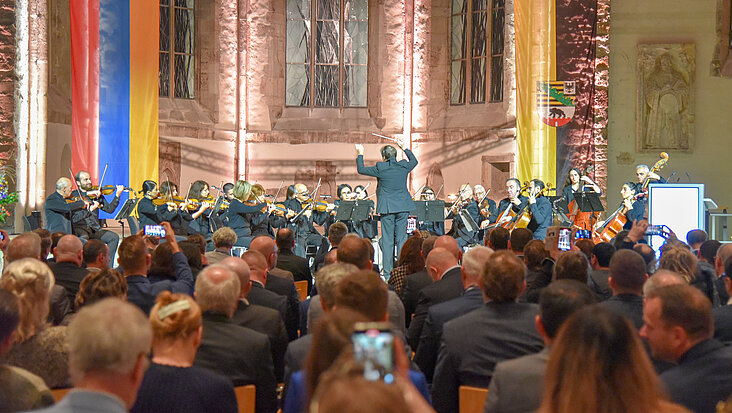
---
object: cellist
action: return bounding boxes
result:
[562,168,601,229]
[488,178,528,227]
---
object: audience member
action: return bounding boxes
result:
[275,228,312,293]
[686,229,707,253]
[222,256,288,383]
[714,257,732,343]
[402,235,437,323]
[82,239,110,272]
[434,235,463,262]
[633,243,656,275]
[643,269,684,296]
[33,298,151,413]
[33,228,52,262]
[698,240,723,303]
[415,246,493,382]
[130,292,237,413]
[241,251,290,328]
[715,244,732,305]
[312,221,348,271]
[588,242,615,300]
[406,246,462,350]
[485,280,596,413]
[178,240,204,279]
[553,251,589,284]
[508,228,532,258]
[599,249,647,329]
[0,258,70,388]
[521,239,552,303]
[538,306,687,413]
[205,227,237,265]
[148,242,175,282]
[486,227,510,250]
[0,289,54,411]
[388,235,424,296]
[120,222,194,314]
[74,268,127,311]
[192,265,277,413]
[48,234,89,304]
[660,245,719,306]
[431,251,544,413]
[641,284,732,413]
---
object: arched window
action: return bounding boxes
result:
[286,0,368,107]
[159,0,195,99]
[450,0,504,105]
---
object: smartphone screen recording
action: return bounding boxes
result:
[558,228,572,251]
[351,322,395,384]
[144,225,166,238]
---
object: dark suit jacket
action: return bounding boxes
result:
[599,293,644,329]
[527,196,552,240]
[356,149,418,214]
[283,333,314,401]
[431,302,544,413]
[415,287,484,382]
[407,266,463,350]
[276,250,312,294]
[232,300,288,382]
[125,252,194,314]
[402,270,433,325]
[660,339,732,413]
[194,312,277,413]
[48,262,88,305]
[265,272,300,341]
[713,305,732,344]
[44,191,85,233]
[484,348,550,413]
[488,196,529,225]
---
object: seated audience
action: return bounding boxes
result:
[148,242,175,282]
[686,229,708,254]
[538,306,687,413]
[521,239,552,303]
[401,235,437,324]
[32,298,152,413]
[588,242,615,300]
[192,264,277,413]
[660,244,719,306]
[73,268,128,312]
[553,251,589,284]
[599,249,647,329]
[641,284,732,413]
[642,269,685,297]
[130,292,236,413]
[312,221,348,272]
[205,227,237,265]
[486,227,510,250]
[0,258,70,388]
[508,228,532,258]
[633,243,657,275]
[82,239,110,272]
[699,240,724,303]
[573,238,594,263]
[485,280,596,413]
[48,235,89,304]
[0,289,55,412]
[241,251,290,328]
[178,240,204,279]
[714,256,732,343]
[432,251,544,413]
[276,228,312,293]
[32,228,52,263]
[388,235,425,296]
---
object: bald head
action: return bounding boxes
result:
[643,269,685,296]
[435,235,462,261]
[249,236,276,269]
[461,246,494,288]
[241,251,268,284]
[5,232,42,263]
[220,257,251,298]
[276,228,296,252]
[54,235,84,266]
[195,265,240,317]
[426,247,459,281]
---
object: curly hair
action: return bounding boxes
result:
[0,258,54,343]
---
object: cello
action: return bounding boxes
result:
[509,183,552,231]
[566,165,600,230]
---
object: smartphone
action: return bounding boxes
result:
[0,232,4,240]
[351,322,395,384]
[558,228,572,251]
[645,225,665,237]
[574,229,591,240]
[144,224,166,238]
[406,216,417,234]
[231,246,247,257]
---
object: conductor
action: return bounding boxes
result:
[355,139,418,274]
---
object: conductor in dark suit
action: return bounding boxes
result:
[355,140,418,274]
[44,177,88,233]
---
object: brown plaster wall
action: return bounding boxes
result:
[0,0,15,165]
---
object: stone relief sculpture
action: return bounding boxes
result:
[637,44,695,151]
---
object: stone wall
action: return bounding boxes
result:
[0,0,15,166]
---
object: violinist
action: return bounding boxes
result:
[473,184,496,243]
[352,185,376,240]
[159,181,194,236]
[225,180,267,248]
[44,177,89,233]
[186,180,214,245]
[136,180,177,228]
[526,179,552,240]
[283,183,326,257]
[446,184,480,248]
[488,178,528,226]
[249,183,278,237]
[324,184,354,234]
[71,171,126,256]
[417,186,445,236]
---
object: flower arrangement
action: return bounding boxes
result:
[0,161,19,224]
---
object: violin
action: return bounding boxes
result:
[186,197,216,210]
[65,196,83,204]
[86,185,133,198]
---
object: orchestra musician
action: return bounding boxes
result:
[526,179,552,240]
[72,171,125,256]
[44,177,89,233]
[620,181,645,230]
[225,180,268,248]
[473,184,496,243]
[417,186,445,236]
[352,185,376,240]
[488,178,528,227]
[283,183,327,257]
[159,181,193,236]
[635,163,666,190]
[446,184,480,248]
[562,168,601,203]
[249,183,280,238]
[137,180,172,227]
[355,140,418,274]
[186,180,213,247]
[324,184,354,234]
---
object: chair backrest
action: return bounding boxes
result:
[234,385,256,413]
[294,280,308,301]
[459,385,488,413]
[126,216,139,235]
[51,388,72,402]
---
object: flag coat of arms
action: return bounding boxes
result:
[537,81,576,127]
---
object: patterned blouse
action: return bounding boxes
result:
[1,326,70,389]
[387,265,411,297]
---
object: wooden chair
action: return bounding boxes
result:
[51,388,71,402]
[459,385,488,413]
[294,280,308,302]
[234,385,256,413]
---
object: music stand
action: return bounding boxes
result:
[549,196,571,225]
[335,201,371,223]
[114,198,138,238]
[411,200,445,223]
[573,192,604,213]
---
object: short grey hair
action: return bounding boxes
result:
[68,298,151,380]
[56,177,72,191]
[462,246,494,278]
[636,164,650,172]
[195,265,241,314]
[212,227,238,248]
[315,262,359,308]
[642,269,685,296]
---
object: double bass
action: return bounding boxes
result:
[566,165,600,230]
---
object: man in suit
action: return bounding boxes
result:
[355,139,418,274]
[274,229,312,292]
[714,256,732,343]
[485,280,596,413]
[47,235,88,304]
[507,228,532,259]
[222,257,288,383]
[32,298,151,413]
[241,250,291,328]
[204,226,236,265]
[407,241,463,350]
[312,221,348,272]
[525,179,552,240]
[250,236,301,340]
[402,235,437,325]
[588,242,615,300]
[193,265,277,413]
[82,239,111,272]
[641,284,732,413]
[431,251,544,413]
[71,171,124,259]
[44,177,88,234]
[415,246,493,382]
[599,249,648,329]
[487,178,528,228]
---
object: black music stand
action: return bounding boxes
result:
[411,200,445,223]
[114,198,138,238]
[335,201,371,223]
[549,196,571,225]
[573,192,604,213]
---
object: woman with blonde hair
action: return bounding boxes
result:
[658,244,719,305]
[130,291,236,413]
[0,258,70,388]
[537,306,689,413]
[225,180,266,248]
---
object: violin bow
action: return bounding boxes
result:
[68,168,90,203]
[273,180,284,201]
[434,183,445,199]
[411,182,426,200]
[98,163,108,191]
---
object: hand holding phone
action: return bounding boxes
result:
[144,225,166,238]
[351,322,395,384]
[557,228,572,251]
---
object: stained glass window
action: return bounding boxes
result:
[450,0,504,104]
[160,0,195,99]
[286,0,368,107]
